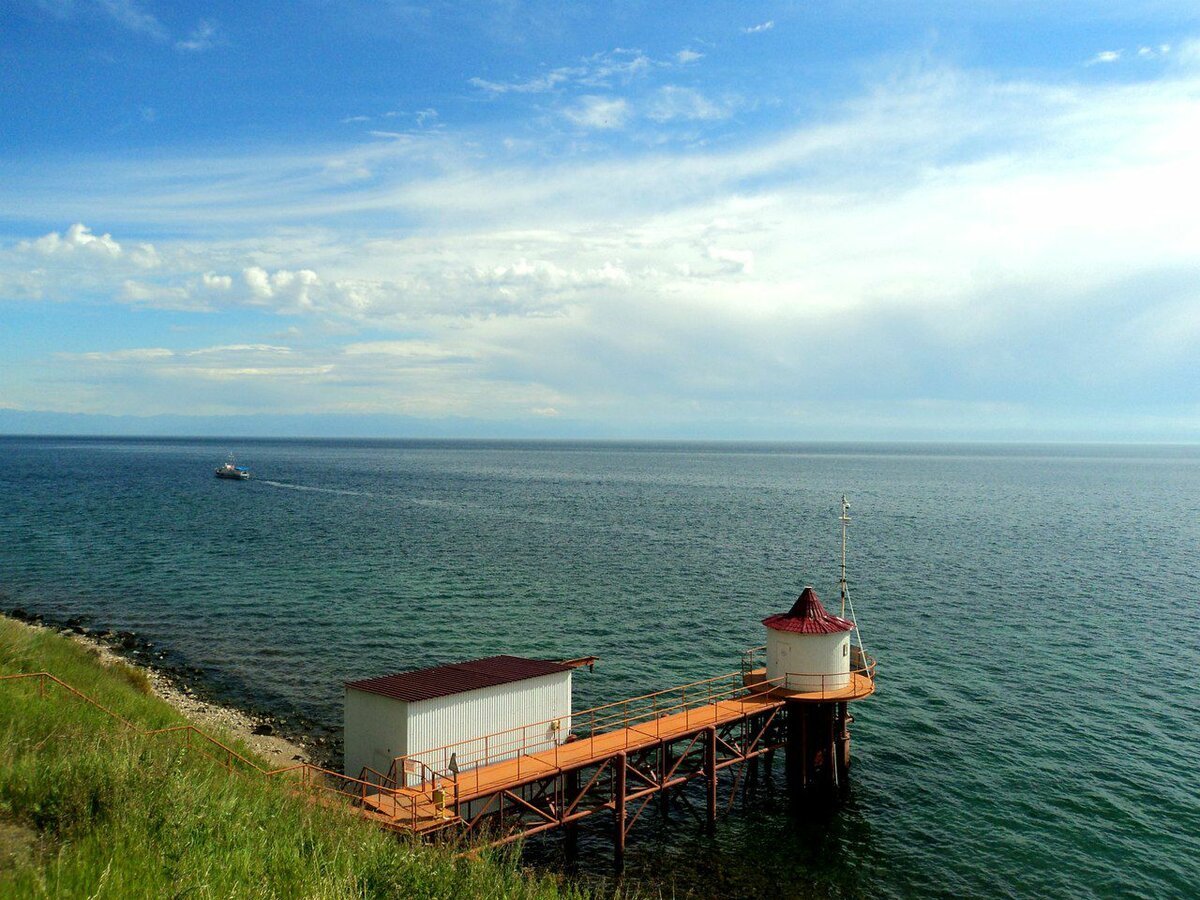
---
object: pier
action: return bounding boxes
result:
[338,499,880,859]
[350,658,875,858]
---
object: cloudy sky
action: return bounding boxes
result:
[2,1,1198,439]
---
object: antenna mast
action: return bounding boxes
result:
[839,494,851,617]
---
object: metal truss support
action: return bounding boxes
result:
[614,751,627,865]
[451,706,790,859]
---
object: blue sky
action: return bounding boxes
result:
[1,1,1198,439]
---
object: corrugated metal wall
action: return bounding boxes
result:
[406,671,572,775]
[343,688,409,780]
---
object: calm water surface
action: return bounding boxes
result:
[1,438,1197,898]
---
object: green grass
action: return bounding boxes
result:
[0,618,589,899]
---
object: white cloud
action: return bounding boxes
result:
[176,20,217,52]
[646,86,729,122]
[579,48,653,85]
[241,267,322,311]
[201,272,232,290]
[564,96,629,129]
[1088,45,1173,65]
[676,49,703,64]
[469,71,575,94]
[61,344,334,395]
[187,365,335,379]
[706,246,755,276]
[342,115,371,124]
[129,243,160,268]
[415,108,438,127]
[743,21,774,34]
[342,340,466,360]
[96,0,166,40]
[75,347,174,362]
[120,280,196,309]
[20,223,123,257]
[185,344,292,356]
[469,47,675,96]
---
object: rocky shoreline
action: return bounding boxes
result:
[4,607,341,770]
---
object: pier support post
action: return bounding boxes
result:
[660,744,671,820]
[837,702,851,781]
[614,752,627,866]
[705,726,717,831]
[828,703,838,790]
[786,701,842,794]
[784,702,809,788]
[564,768,579,858]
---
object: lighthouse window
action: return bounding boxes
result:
[843,643,848,657]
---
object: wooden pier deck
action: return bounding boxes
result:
[365,693,784,827]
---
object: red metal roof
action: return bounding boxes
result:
[345,655,573,703]
[763,587,855,635]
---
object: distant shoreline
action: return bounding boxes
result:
[2,608,329,769]
[3,425,1199,447]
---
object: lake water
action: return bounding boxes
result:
[1,437,1197,897]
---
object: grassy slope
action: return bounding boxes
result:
[0,619,586,899]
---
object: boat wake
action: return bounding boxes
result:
[258,480,371,498]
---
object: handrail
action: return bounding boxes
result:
[0,671,140,730]
[779,660,877,699]
[385,755,445,792]
[0,670,430,831]
[391,670,788,793]
[394,669,748,774]
[427,673,791,798]
[392,657,879,793]
[740,646,767,677]
[358,765,395,789]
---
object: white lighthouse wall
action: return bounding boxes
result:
[765,630,851,692]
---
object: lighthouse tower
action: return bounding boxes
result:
[757,497,876,791]
[763,587,854,694]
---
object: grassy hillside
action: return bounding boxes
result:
[0,618,586,899]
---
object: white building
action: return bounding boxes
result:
[344,655,574,783]
[762,587,854,693]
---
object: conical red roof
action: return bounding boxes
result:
[763,587,854,635]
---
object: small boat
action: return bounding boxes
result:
[214,455,250,480]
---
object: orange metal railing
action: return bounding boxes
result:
[388,670,790,798]
[779,662,877,699]
[740,645,768,679]
[389,655,879,801]
[740,645,878,700]
[0,671,434,832]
